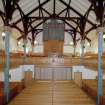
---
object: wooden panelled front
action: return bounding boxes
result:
[0,82,25,105]
[35,67,72,80]
[74,72,82,87]
[82,80,105,105]
[1,50,105,73]
[83,53,105,73]
[44,40,64,56]
[24,71,33,86]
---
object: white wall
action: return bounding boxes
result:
[72,66,97,79]
[34,45,43,53]
[10,36,18,52]
[0,65,35,82]
[0,30,19,52]
[64,32,75,54]
[0,66,24,82]
[72,66,105,79]
[0,65,105,81]
[20,65,35,78]
[33,32,44,53]
[63,30,105,54]
[9,67,24,82]
[63,45,74,54]
[0,26,25,52]
[86,30,105,53]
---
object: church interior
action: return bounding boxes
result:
[0,0,105,105]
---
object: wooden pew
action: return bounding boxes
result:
[82,80,105,105]
[0,90,5,105]
[8,81,95,105]
[0,82,25,105]
[84,52,105,73]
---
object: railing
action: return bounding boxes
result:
[0,51,105,72]
[0,52,75,70]
[83,54,105,73]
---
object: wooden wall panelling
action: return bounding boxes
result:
[44,40,64,56]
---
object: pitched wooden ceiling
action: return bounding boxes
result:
[0,0,104,46]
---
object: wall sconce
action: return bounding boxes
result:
[103,34,105,42]
[2,32,6,41]
[87,42,91,47]
[34,40,37,45]
[17,41,21,46]
[26,47,29,54]
[69,41,73,46]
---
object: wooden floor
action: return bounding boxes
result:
[8,81,96,105]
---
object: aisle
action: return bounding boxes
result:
[8,81,96,105]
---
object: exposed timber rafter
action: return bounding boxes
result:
[59,0,96,27]
[0,10,5,23]
[85,25,97,34]
[17,5,80,41]
[89,0,104,26]
[64,20,80,34]
[29,16,79,20]
[53,0,56,15]
[1,0,102,46]
[38,0,44,17]
[13,0,51,25]
[58,8,67,16]
[84,4,93,17]
[65,0,71,17]
[10,24,24,33]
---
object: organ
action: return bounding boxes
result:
[43,20,64,56]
